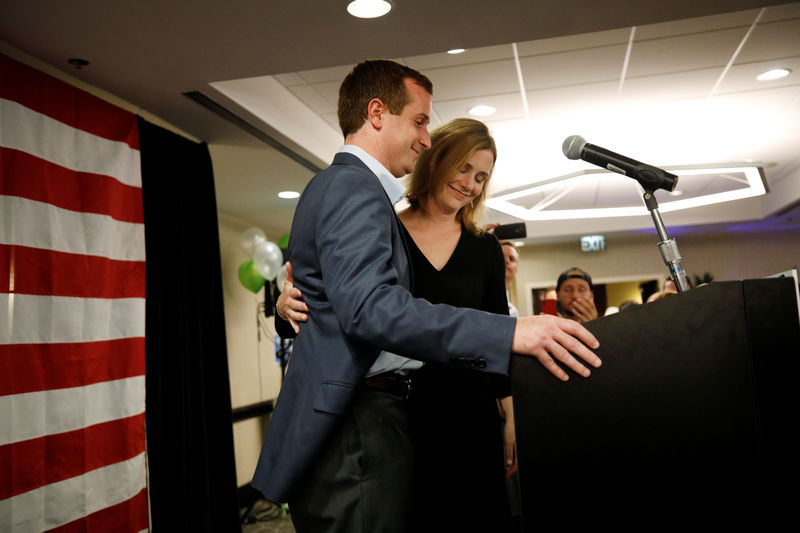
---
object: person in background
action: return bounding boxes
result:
[500,240,520,318]
[540,286,558,316]
[555,267,598,323]
[497,239,523,531]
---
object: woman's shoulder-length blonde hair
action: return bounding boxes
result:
[405,118,497,235]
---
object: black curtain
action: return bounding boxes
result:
[138,117,241,532]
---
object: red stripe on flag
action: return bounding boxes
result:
[0,148,144,223]
[0,338,146,396]
[1,52,147,531]
[0,245,146,299]
[0,54,139,149]
[0,414,146,500]
[46,487,149,533]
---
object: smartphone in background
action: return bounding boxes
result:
[493,222,527,240]
[541,299,558,316]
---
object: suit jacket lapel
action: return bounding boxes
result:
[331,152,413,290]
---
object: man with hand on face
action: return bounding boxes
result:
[556,267,599,323]
[252,59,601,533]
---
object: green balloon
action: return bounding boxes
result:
[277,233,290,249]
[238,259,265,293]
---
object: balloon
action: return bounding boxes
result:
[276,264,288,292]
[238,260,265,293]
[253,240,283,281]
[240,227,266,256]
[277,233,290,249]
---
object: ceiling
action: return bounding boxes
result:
[2,0,800,244]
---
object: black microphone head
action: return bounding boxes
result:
[562,135,586,160]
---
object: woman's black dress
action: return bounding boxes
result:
[402,223,512,533]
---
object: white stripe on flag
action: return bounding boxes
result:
[0,375,145,446]
[0,294,145,345]
[0,452,147,532]
[0,98,141,187]
[0,196,145,261]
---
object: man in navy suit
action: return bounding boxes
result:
[252,60,601,533]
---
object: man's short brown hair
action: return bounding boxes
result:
[338,59,433,138]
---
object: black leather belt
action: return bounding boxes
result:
[364,373,413,399]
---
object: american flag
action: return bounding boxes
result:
[0,54,149,532]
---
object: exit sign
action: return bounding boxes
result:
[580,235,606,252]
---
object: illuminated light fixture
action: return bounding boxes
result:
[447,48,466,55]
[485,164,766,221]
[669,189,684,196]
[347,0,392,19]
[278,191,300,199]
[468,105,496,117]
[756,68,790,81]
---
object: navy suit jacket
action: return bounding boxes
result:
[251,152,516,502]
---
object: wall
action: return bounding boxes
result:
[217,214,285,487]
[511,226,800,315]
[605,281,643,308]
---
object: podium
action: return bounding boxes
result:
[511,278,800,527]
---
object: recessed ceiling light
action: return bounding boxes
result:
[468,105,496,117]
[67,58,90,69]
[278,191,300,199]
[447,48,466,55]
[347,0,392,19]
[756,68,790,81]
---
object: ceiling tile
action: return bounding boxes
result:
[516,28,630,55]
[519,45,628,90]
[627,27,748,78]
[621,67,722,101]
[760,2,800,22]
[434,92,526,123]
[634,10,758,40]
[595,176,642,208]
[273,72,306,86]
[403,45,513,70]
[423,59,520,101]
[736,18,800,63]
[525,80,620,117]
[717,56,800,94]
[287,84,336,114]
[309,80,340,108]
[296,64,354,84]
[550,182,602,210]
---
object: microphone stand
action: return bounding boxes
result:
[642,190,691,293]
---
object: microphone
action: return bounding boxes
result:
[562,135,678,193]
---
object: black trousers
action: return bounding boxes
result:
[288,388,414,533]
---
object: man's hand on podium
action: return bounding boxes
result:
[512,314,601,381]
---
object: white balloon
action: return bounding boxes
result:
[253,241,283,281]
[276,264,288,292]
[240,227,267,256]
